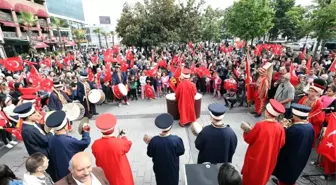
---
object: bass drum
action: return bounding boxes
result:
[62,103,85,121]
[194,93,202,119]
[166,93,179,120]
[88,89,105,104]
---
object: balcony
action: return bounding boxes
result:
[3,31,17,38]
[0,10,13,22]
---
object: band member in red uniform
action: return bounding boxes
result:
[241,99,285,185]
[92,113,133,185]
[252,62,273,118]
[175,68,197,127]
[298,78,326,148]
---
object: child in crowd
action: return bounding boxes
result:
[23,152,53,185]
[139,71,147,99]
[155,73,162,98]
[0,164,23,185]
[161,72,169,95]
[213,72,222,99]
[129,75,138,100]
[206,76,211,94]
[223,88,237,109]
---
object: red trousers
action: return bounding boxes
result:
[255,95,266,115]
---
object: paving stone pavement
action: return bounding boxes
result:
[0,94,331,185]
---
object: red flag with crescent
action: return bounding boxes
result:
[41,57,52,67]
[145,66,158,77]
[317,113,336,162]
[4,128,22,140]
[126,50,135,68]
[3,57,23,72]
[88,68,94,82]
[41,78,53,92]
[27,66,42,87]
[90,55,99,64]
[104,50,113,62]
[145,84,155,99]
[104,63,112,82]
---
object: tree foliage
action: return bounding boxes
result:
[225,0,274,42]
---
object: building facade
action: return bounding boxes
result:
[0,0,54,57]
[46,0,86,48]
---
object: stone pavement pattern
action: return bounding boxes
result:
[0,95,331,185]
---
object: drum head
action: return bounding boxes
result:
[166,93,176,100]
[88,90,100,104]
[195,93,202,100]
[118,83,128,96]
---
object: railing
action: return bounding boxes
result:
[3,31,17,38]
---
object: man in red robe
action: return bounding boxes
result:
[252,62,272,118]
[298,78,326,148]
[92,114,134,185]
[176,68,197,127]
[241,99,286,185]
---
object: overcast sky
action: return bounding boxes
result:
[82,0,313,29]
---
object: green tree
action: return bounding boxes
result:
[311,0,336,55]
[93,28,102,48]
[201,6,223,42]
[285,6,312,41]
[269,0,295,40]
[51,17,68,53]
[72,29,86,48]
[18,11,38,49]
[225,0,274,44]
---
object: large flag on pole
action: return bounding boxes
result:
[317,113,336,162]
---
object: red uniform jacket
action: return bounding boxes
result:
[242,120,285,185]
[176,80,197,125]
[298,96,324,147]
[92,136,133,185]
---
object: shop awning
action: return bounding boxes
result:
[0,20,18,27]
[35,42,49,49]
[36,9,48,18]
[22,26,41,31]
[14,3,36,14]
[65,41,76,46]
[0,0,13,10]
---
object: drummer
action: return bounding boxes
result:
[48,80,72,111]
[195,103,237,164]
[77,73,98,119]
[112,64,129,107]
[46,110,91,181]
[175,68,197,127]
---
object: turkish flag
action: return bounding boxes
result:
[0,111,9,127]
[120,61,128,72]
[41,57,52,67]
[112,46,120,54]
[27,66,41,87]
[4,128,22,141]
[41,78,53,92]
[254,45,263,56]
[290,64,299,87]
[329,58,336,72]
[317,113,336,162]
[306,56,312,74]
[224,79,237,91]
[145,66,158,77]
[104,63,112,82]
[64,55,72,66]
[23,60,37,67]
[300,48,306,60]
[104,50,113,62]
[157,60,167,68]
[90,55,99,64]
[88,68,94,82]
[3,57,23,72]
[96,72,102,87]
[145,84,155,99]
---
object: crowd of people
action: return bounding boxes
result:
[0,42,335,185]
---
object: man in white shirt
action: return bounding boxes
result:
[54,152,109,185]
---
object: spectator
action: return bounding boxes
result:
[0,164,23,185]
[54,152,109,185]
[218,163,242,185]
[224,89,237,109]
[23,152,54,185]
[274,73,295,119]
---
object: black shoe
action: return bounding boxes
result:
[250,111,257,114]
[88,115,93,119]
[93,113,99,115]
[254,114,261,118]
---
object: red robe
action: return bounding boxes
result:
[175,79,197,126]
[242,120,285,185]
[92,136,134,185]
[254,76,269,115]
[298,96,325,148]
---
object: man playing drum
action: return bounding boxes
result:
[195,103,237,164]
[76,73,98,119]
[112,64,129,107]
[48,81,73,111]
[175,68,197,127]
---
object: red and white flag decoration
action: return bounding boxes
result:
[300,48,306,60]
[329,58,336,72]
[3,57,23,72]
[290,64,299,87]
[306,56,312,74]
[317,113,336,162]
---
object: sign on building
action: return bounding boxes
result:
[99,16,111,25]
